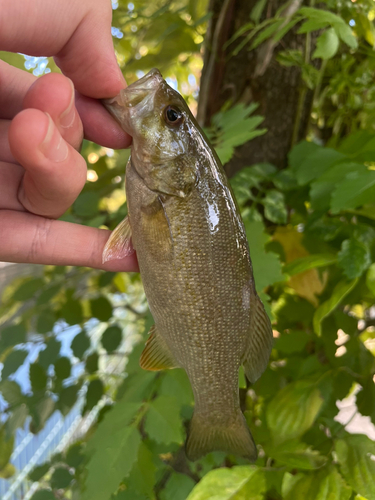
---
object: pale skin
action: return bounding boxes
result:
[0,0,138,271]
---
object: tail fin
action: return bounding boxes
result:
[185,411,257,462]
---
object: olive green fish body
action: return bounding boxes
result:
[103,69,273,461]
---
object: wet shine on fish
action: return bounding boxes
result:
[102,69,273,461]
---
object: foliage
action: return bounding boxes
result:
[1,0,375,499]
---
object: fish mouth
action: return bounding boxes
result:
[102,68,164,132]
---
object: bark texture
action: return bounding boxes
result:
[198,0,313,176]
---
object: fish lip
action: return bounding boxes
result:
[102,68,164,129]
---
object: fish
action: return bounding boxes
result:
[102,68,273,462]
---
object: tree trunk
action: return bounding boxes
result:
[198,0,313,176]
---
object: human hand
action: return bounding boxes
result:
[0,0,138,271]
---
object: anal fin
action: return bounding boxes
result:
[102,216,134,263]
[140,325,178,371]
[243,294,273,383]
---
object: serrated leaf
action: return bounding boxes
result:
[284,254,337,276]
[158,369,194,407]
[127,442,156,497]
[29,396,54,433]
[313,279,358,336]
[83,402,142,500]
[0,426,14,470]
[313,28,339,59]
[336,435,375,500]
[243,219,285,290]
[267,380,323,443]
[71,330,90,359]
[101,325,122,353]
[66,442,85,468]
[144,395,184,445]
[160,472,196,500]
[262,190,287,224]
[331,169,375,213]
[270,439,327,470]
[0,324,26,352]
[285,465,351,500]
[50,466,73,489]
[337,238,371,279]
[57,383,81,416]
[335,23,357,49]
[293,146,345,185]
[0,380,24,406]
[186,466,265,500]
[1,348,28,379]
[30,362,47,392]
[90,296,113,322]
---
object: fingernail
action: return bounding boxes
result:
[40,113,69,162]
[59,78,76,128]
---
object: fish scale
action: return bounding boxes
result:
[102,68,273,461]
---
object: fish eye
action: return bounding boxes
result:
[164,106,183,126]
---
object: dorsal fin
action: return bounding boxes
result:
[139,325,178,371]
[243,295,273,383]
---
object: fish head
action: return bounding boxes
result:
[103,69,197,166]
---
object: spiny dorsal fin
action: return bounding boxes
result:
[243,294,273,383]
[139,325,178,371]
[102,216,134,263]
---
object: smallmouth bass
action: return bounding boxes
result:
[102,69,273,461]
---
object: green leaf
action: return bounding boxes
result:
[36,312,56,334]
[160,472,196,500]
[336,435,375,500]
[50,466,73,489]
[267,380,323,443]
[66,442,85,468]
[127,442,157,497]
[29,462,52,482]
[30,362,47,392]
[313,28,339,59]
[57,383,81,416]
[186,466,265,500]
[262,190,287,224]
[285,465,351,500]
[159,369,194,406]
[60,298,83,325]
[54,357,71,380]
[250,0,267,23]
[39,338,61,369]
[243,219,285,290]
[74,191,100,217]
[337,238,371,279]
[366,263,375,296]
[276,330,309,354]
[1,349,28,379]
[90,296,113,322]
[331,169,375,213]
[29,396,55,433]
[84,379,104,412]
[85,352,99,373]
[144,395,184,445]
[83,402,142,500]
[335,23,357,49]
[284,254,337,276]
[30,490,56,500]
[292,146,345,185]
[0,324,26,352]
[12,278,44,301]
[0,380,24,406]
[0,426,14,470]
[71,330,91,359]
[270,439,327,470]
[356,378,375,424]
[313,279,358,336]
[101,325,122,353]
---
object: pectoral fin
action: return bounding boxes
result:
[243,295,273,383]
[140,325,178,371]
[102,216,134,263]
